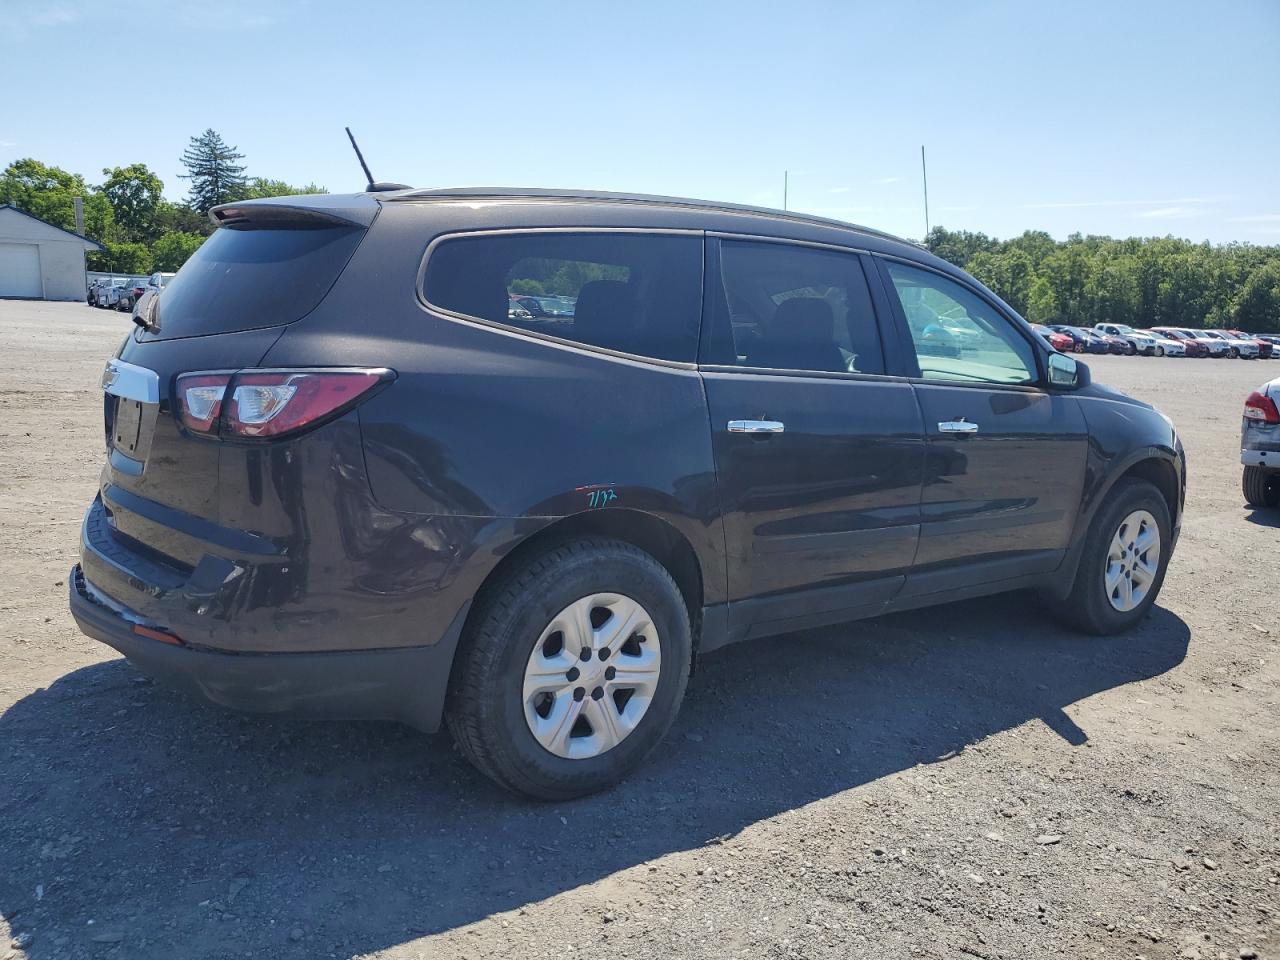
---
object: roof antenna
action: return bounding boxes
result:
[345,127,409,193]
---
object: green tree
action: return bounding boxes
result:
[89,240,152,274]
[1026,276,1058,324]
[0,158,114,238]
[154,201,213,237]
[101,163,163,242]
[235,177,327,200]
[179,129,248,214]
[1234,261,1280,333]
[151,231,206,271]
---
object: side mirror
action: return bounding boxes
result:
[1047,352,1088,390]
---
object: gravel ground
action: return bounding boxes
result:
[1,300,1277,960]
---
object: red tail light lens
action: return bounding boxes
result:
[1244,390,1280,424]
[176,373,231,434]
[226,371,387,438]
[174,368,392,439]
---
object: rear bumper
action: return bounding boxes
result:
[1242,449,1277,469]
[69,565,464,732]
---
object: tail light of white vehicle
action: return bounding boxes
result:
[176,368,394,439]
[1243,390,1280,424]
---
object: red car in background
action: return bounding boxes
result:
[1226,330,1274,359]
[1151,327,1209,357]
[1032,324,1073,352]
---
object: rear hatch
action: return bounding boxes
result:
[101,197,376,567]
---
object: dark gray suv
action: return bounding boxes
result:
[70,188,1185,798]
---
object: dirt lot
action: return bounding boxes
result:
[1,300,1277,960]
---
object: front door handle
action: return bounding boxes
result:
[728,419,785,434]
[938,419,979,434]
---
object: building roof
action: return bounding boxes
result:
[0,203,103,250]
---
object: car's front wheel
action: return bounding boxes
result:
[1155,346,1165,357]
[1243,466,1280,508]
[446,537,692,799]
[1044,478,1172,635]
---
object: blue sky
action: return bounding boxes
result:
[3,0,1277,243]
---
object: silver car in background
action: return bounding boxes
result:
[1201,329,1259,359]
[1242,375,1280,507]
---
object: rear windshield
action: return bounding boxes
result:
[150,226,363,338]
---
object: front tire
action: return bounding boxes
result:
[446,537,692,800]
[1155,346,1165,357]
[1243,466,1280,508]
[1043,479,1171,635]
[1074,342,1085,354]
[1229,347,1240,359]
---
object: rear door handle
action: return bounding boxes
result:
[728,419,785,434]
[938,419,979,434]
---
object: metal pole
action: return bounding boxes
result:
[783,170,789,211]
[921,146,930,238]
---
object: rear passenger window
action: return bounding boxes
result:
[706,240,884,375]
[423,232,702,362]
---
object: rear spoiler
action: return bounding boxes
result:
[209,194,379,230]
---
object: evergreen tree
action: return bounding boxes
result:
[178,129,247,214]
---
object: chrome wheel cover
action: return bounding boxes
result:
[1104,509,1161,612]
[522,593,662,759]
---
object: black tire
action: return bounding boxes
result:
[446,537,692,800]
[1042,478,1172,636]
[1229,347,1240,359]
[1155,346,1164,357]
[1243,466,1280,508]
[1073,342,1085,354]
[1125,342,1137,356]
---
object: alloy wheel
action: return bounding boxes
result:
[1104,509,1161,612]
[522,593,662,759]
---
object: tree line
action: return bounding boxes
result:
[924,227,1280,333]
[0,129,323,274]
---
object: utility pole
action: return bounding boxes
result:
[920,145,930,238]
[783,170,789,211]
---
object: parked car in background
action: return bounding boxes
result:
[1253,334,1280,353]
[1242,376,1280,507]
[94,278,129,309]
[1224,330,1274,359]
[1199,329,1259,359]
[1032,324,1073,352]
[114,278,149,312]
[86,278,106,306]
[1094,323,1161,356]
[146,272,176,297]
[1151,327,1213,358]
[1097,332,1130,355]
[1135,330,1186,357]
[69,188,1184,799]
[1048,325,1110,354]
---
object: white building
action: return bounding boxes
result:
[0,204,102,300]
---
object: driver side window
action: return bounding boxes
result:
[885,261,1036,385]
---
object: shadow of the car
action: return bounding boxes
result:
[0,593,1188,958]
[1243,506,1280,528]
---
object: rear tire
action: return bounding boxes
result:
[1243,466,1280,508]
[446,537,692,800]
[1043,478,1171,635]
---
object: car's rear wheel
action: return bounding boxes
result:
[1243,466,1280,508]
[446,537,692,800]
[1043,478,1171,635]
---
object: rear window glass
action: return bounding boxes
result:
[151,226,363,339]
[423,232,703,362]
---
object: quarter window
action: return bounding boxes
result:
[423,232,702,362]
[885,262,1036,385]
[707,240,884,375]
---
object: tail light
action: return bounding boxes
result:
[175,368,393,439]
[1244,390,1280,424]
